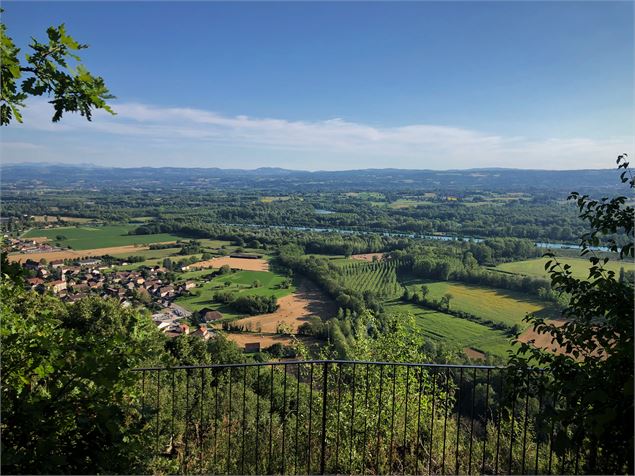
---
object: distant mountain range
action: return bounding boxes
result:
[0,163,624,193]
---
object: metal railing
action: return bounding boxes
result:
[134,360,582,475]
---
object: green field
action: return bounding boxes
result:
[405,280,557,329]
[23,225,184,250]
[494,257,634,280]
[340,261,402,298]
[385,301,513,358]
[388,199,435,209]
[175,270,294,318]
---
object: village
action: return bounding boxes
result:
[16,255,219,341]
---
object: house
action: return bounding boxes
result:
[244,342,261,353]
[25,277,44,288]
[158,286,174,298]
[178,323,190,335]
[183,281,196,290]
[50,259,65,268]
[200,309,223,323]
[47,280,67,294]
[191,324,212,340]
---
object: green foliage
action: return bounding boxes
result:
[0,281,163,473]
[510,155,634,474]
[1,16,114,125]
[0,251,24,284]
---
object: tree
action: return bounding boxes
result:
[1,15,114,125]
[442,292,453,310]
[420,284,429,301]
[509,155,634,474]
[0,281,163,473]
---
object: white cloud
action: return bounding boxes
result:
[4,99,632,169]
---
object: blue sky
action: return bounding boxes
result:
[1,1,633,170]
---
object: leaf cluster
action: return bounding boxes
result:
[1,16,114,125]
[509,155,634,473]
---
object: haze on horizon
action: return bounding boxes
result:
[1,1,633,171]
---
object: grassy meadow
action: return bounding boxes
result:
[494,256,634,280]
[385,301,513,358]
[404,280,557,329]
[23,225,183,250]
[175,269,294,319]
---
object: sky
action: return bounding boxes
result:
[1,1,633,170]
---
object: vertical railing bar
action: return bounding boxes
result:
[389,364,397,474]
[255,365,261,475]
[560,445,566,476]
[402,365,410,476]
[282,364,289,475]
[241,366,247,475]
[455,367,464,476]
[375,365,385,473]
[547,401,555,475]
[521,374,530,475]
[171,369,176,456]
[349,363,357,473]
[415,367,424,476]
[307,363,314,475]
[428,369,437,475]
[268,364,275,475]
[535,385,543,476]
[494,371,504,475]
[481,368,491,475]
[362,364,371,475]
[574,444,580,475]
[335,363,343,470]
[294,363,301,476]
[468,367,477,475]
[320,361,329,475]
[155,371,160,456]
[509,373,517,476]
[213,370,219,471]
[185,369,190,475]
[142,370,146,417]
[227,367,232,476]
[442,368,451,475]
[200,368,204,474]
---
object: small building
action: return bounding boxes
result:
[25,277,44,288]
[48,280,67,294]
[192,324,212,340]
[50,259,65,268]
[244,342,261,353]
[78,258,101,267]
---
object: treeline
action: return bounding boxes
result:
[393,253,561,304]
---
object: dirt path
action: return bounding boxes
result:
[231,280,337,334]
[223,332,296,349]
[187,256,269,271]
[7,245,151,263]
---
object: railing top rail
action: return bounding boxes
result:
[131,359,518,372]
